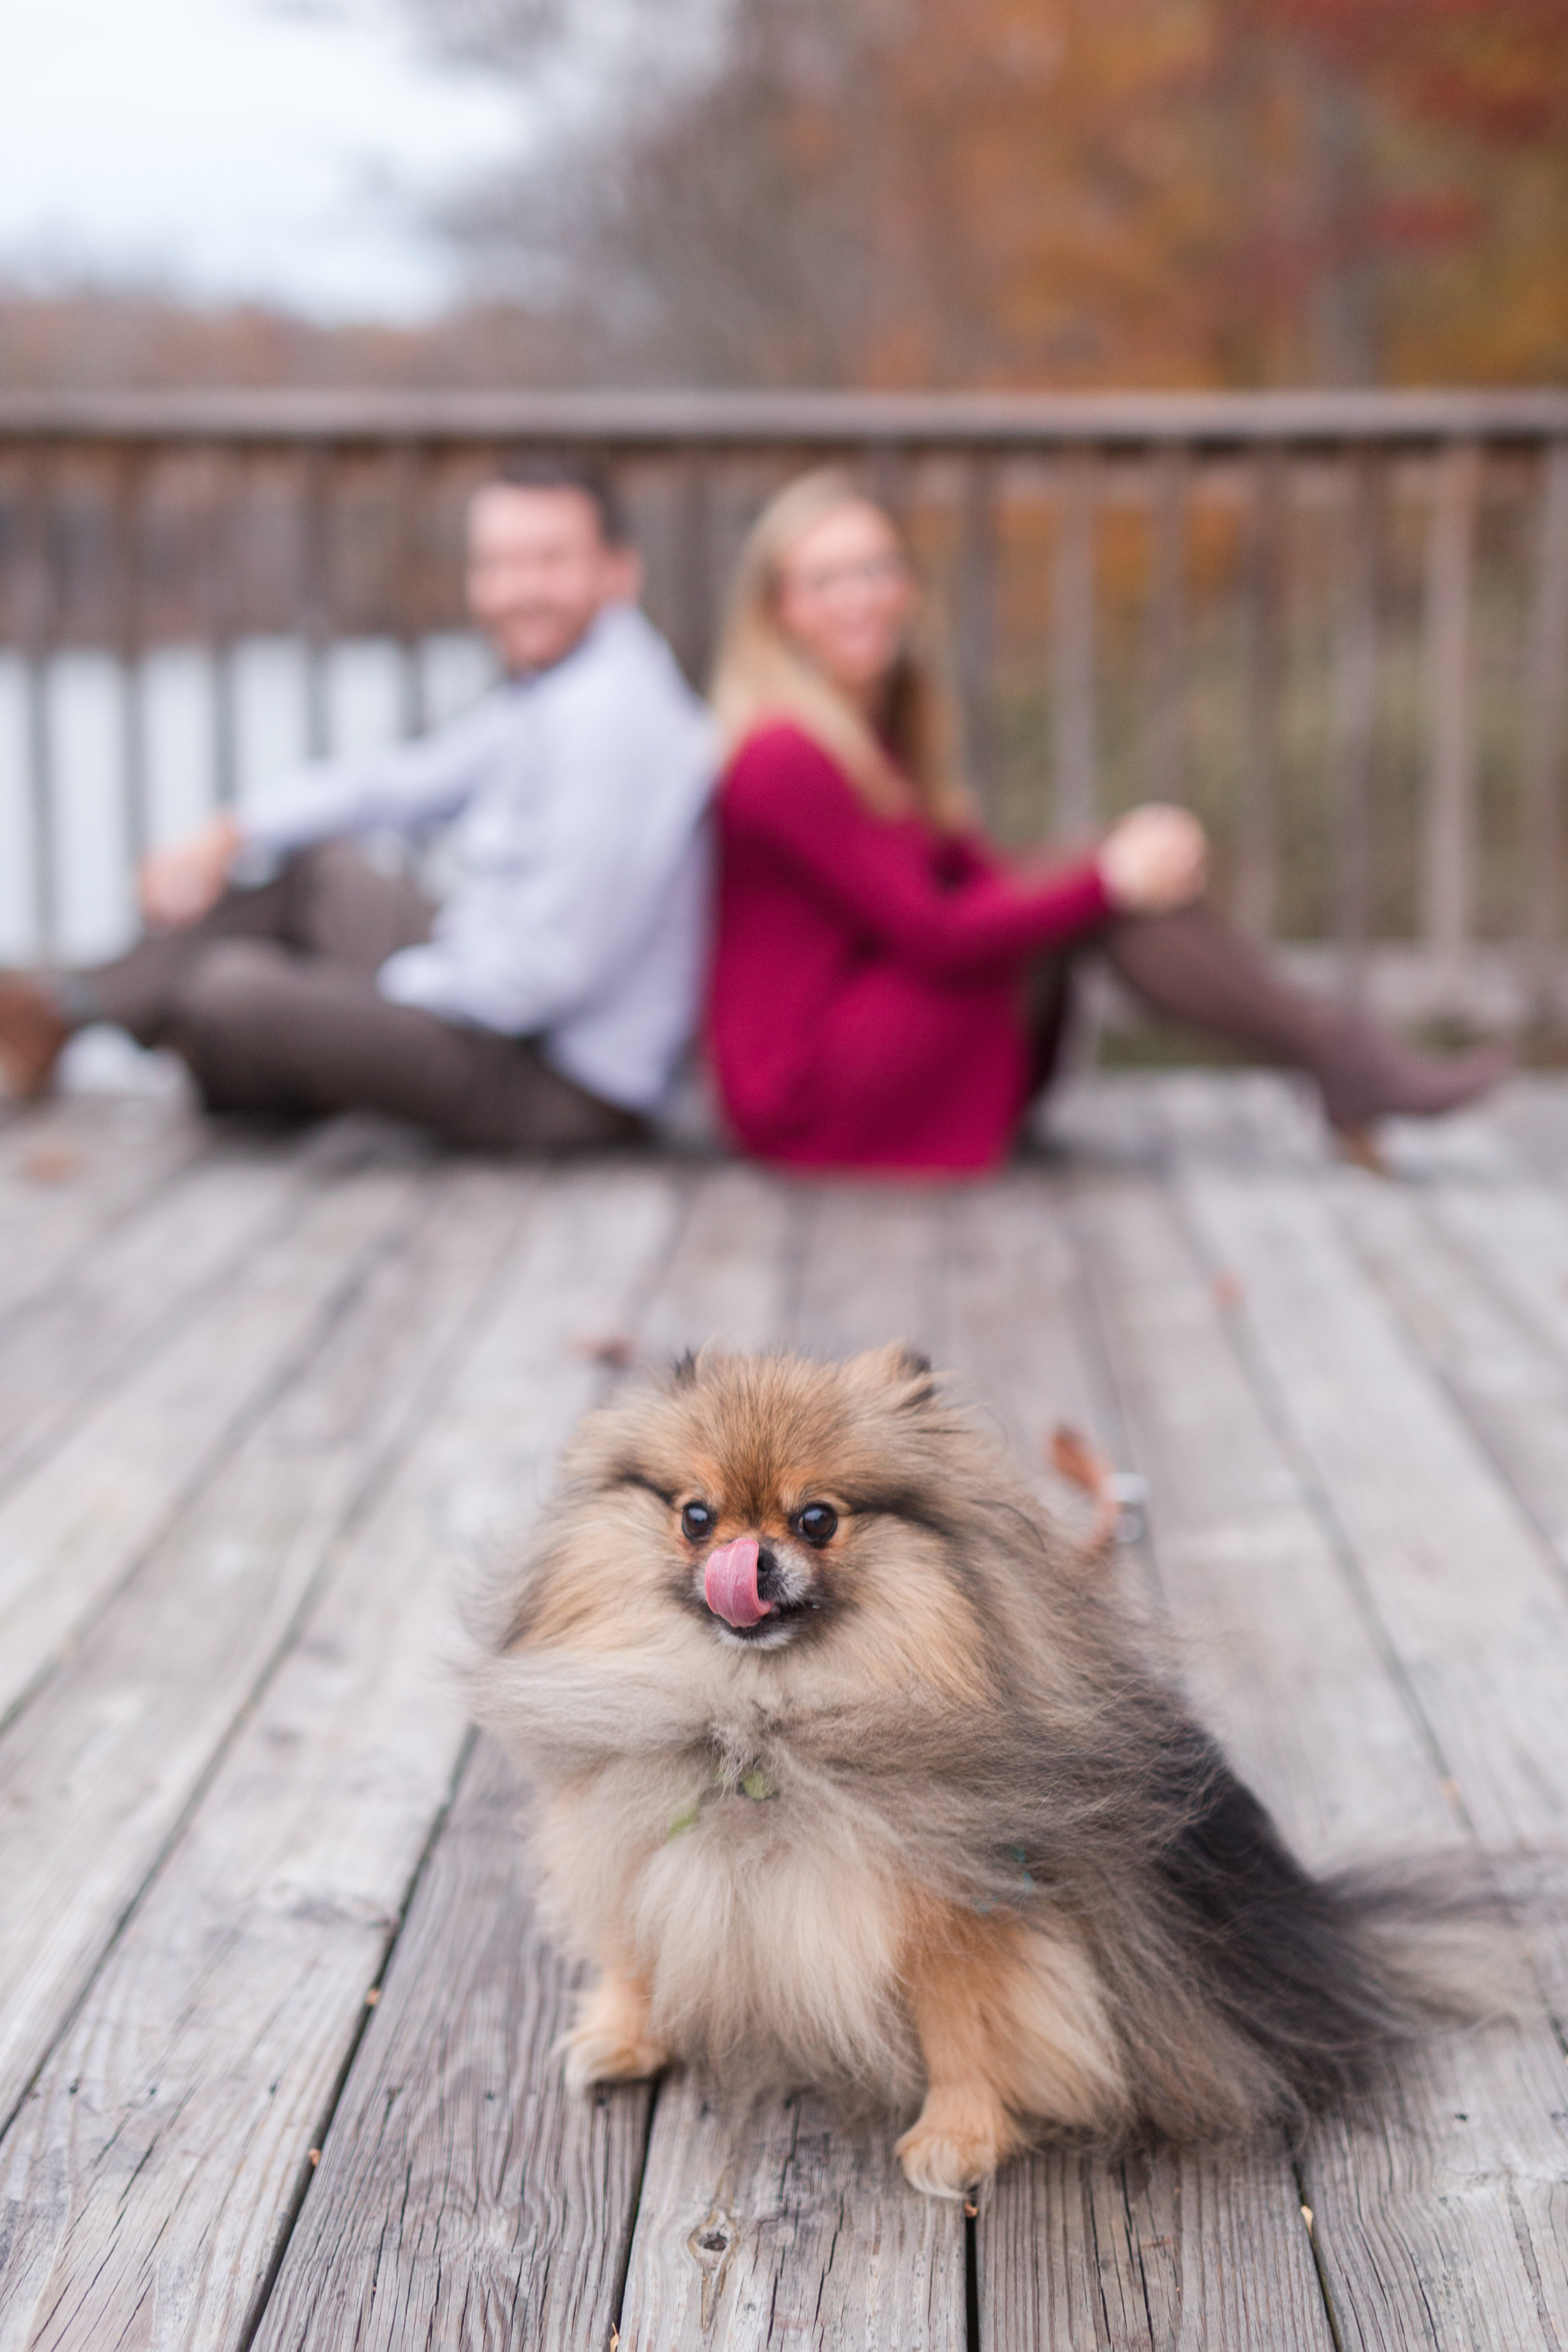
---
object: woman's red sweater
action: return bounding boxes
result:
[709,721,1113,1172]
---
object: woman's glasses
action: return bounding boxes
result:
[783,551,910,600]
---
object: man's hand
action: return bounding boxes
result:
[1097,805,1207,914]
[139,814,243,930]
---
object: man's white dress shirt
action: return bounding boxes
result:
[237,603,717,1112]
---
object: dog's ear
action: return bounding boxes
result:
[844,1341,936,1410]
[667,1340,732,1392]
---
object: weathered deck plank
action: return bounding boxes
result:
[622,2082,965,2352]
[0,1094,210,1322]
[946,1177,1333,2352]
[0,1145,328,1496]
[0,1158,431,1730]
[1330,1168,1568,1584]
[1155,1076,1568,2348]
[248,1167,801,2352]
[0,1169,680,2352]
[248,1735,650,2352]
[3,1084,1568,2348]
[0,1163,529,2135]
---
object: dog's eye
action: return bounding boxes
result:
[680,1500,714,1542]
[797,1503,838,1546]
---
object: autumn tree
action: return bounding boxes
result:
[411,0,1568,388]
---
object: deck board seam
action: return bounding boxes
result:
[233,1725,482,2352]
[1151,1155,1485,1841]
[0,1172,531,2149]
[1059,1164,1349,2352]
[1322,1175,1568,1621]
[0,1144,358,1508]
[0,1168,430,1751]
[240,1165,703,2351]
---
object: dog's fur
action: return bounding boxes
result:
[470,1343,1480,2198]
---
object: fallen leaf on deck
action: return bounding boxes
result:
[573,1332,638,1369]
[1212,1270,1244,1310]
[1046,1423,1125,1553]
[21,1145,84,1185]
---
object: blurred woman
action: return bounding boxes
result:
[706,469,1506,1173]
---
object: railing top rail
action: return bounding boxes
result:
[1,385,1567,451]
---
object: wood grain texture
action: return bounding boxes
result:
[0,1165,528,2133]
[8,1083,1568,2348]
[620,2075,965,2352]
[248,1737,651,2352]
[639,1164,803,1360]
[788,1180,951,1359]
[946,1175,1333,2352]
[1165,1099,1568,1867]
[0,1160,422,1729]
[1153,1074,1568,2349]
[984,2141,1331,2352]
[0,1095,210,1321]
[0,1144,315,1496]
[1328,1158,1568,1581]
[0,1168,681,2352]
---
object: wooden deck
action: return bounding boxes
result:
[3,1071,1568,2349]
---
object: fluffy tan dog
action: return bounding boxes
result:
[471,1343,1468,2198]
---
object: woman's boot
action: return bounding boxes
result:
[1102,906,1511,1161]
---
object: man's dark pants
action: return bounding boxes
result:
[88,842,642,1152]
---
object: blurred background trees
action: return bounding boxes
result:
[415,0,1568,388]
[3,0,1565,390]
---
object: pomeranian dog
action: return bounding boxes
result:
[470,1342,1476,2198]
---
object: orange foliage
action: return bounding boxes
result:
[855,0,1568,385]
[529,0,1568,388]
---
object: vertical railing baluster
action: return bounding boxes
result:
[1236,447,1286,940]
[866,441,911,529]
[20,447,60,964]
[1330,447,1385,1004]
[1522,440,1568,1025]
[208,445,243,808]
[300,442,334,760]
[391,440,429,738]
[1051,448,1098,840]
[1420,438,1481,983]
[956,452,998,827]
[673,450,714,690]
[112,445,150,869]
[1143,443,1189,805]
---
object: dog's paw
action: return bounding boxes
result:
[560,1976,670,2093]
[896,2109,1008,2200]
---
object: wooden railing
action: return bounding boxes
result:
[3,387,1568,1028]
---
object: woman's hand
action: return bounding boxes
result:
[1097,805,1207,914]
[139,814,243,930]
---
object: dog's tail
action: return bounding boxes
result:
[1133,1734,1532,2138]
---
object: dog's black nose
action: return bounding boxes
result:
[755,1545,781,1602]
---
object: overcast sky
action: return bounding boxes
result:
[0,0,527,318]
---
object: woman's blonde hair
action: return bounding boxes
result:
[708,468,972,831]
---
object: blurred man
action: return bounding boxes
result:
[0,458,716,1150]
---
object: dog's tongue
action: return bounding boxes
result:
[704,1537,771,1628]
